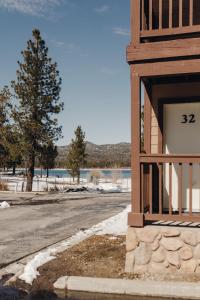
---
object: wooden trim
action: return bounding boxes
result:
[140,24,200,38]
[128,212,144,227]
[127,37,200,62]
[144,213,200,222]
[133,58,200,77]
[140,154,200,163]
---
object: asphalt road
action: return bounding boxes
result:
[0,192,130,266]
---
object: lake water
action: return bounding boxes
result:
[34,169,131,179]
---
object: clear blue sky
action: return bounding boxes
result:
[0,0,131,146]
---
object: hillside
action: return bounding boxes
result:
[56,142,131,168]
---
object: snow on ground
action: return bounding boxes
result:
[19,204,131,284]
[19,250,56,285]
[0,201,10,209]
[0,175,131,193]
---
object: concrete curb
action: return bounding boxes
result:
[54,276,200,299]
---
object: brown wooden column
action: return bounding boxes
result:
[128,67,144,227]
[131,0,140,45]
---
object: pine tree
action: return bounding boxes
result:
[66,126,87,184]
[0,86,12,168]
[12,29,63,191]
[39,142,58,177]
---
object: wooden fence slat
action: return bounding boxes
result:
[179,0,183,27]
[190,0,193,26]
[141,164,144,213]
[159,163,163,214]
[169,163,172,215]
[159,0,163,29]
[141,0,145,31]
[169,0,173,28]
[178,163,183,215]
[149,164,153,214]
[149,0,153,30]
[189,163,193,215]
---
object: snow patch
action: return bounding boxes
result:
[0,201,10,209]
[19,250,56,285]
[19,205,131,285]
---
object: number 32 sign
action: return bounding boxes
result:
[181,114,196,124]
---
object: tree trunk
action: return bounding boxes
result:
[77,170,80,185]
[40,167,42,178]
[46,168,49,178]
[26,154,35,192]
[12,163,16,176]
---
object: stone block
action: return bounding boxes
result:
[162,229,180,238]
[179,246,193,261]
[136,228,159,243]
[160,238,183,251]
[152,247,166,263]
[181,231,197,246]
[150,262,166,274]
[152,239,160,251]
[167,252,180,269]
[135,242,152,265]
[193,244,200,259]
[125,251,135,273]
[181,259,197,273]
[126,227,138,252]
[133,264,148,275]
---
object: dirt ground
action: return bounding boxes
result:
[12,235,130,295]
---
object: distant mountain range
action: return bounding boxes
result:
[56,142,131,168]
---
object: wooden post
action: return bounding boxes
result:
[131,0,140,45]
[128,68,144,227]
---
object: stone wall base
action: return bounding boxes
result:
[125,226,200,277]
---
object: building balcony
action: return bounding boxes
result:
[140,0,200,41]
[127,0,200,63]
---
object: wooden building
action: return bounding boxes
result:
[128,0,200,227]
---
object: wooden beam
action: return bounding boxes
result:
[140,24,200,38]
[127,37,200,62]
[140,154,200,163]
[133,58,200,77]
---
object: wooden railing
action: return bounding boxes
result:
[140,154,200,222]
[140,0,200,39]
